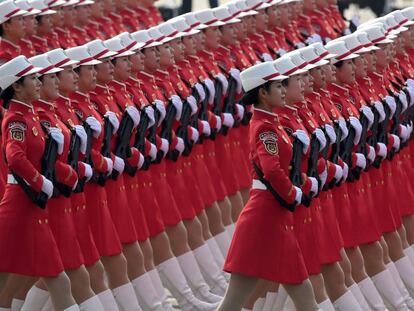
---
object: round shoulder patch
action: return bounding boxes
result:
[259,131,279,155]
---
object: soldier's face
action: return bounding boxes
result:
[37,15,52,35]
[91,2,103,18]
[402,30,413,48]
[193,32,205,51]
[303,72,314,93]
[52,8,63,27]
[14,74,41,102]
[267,6,278,27]
[96,58,114,84]
[235,20,247,39]
[170,38,184,62]
[374,45,388,68]
[363,51,376,71]
[75,5,91,24]
[58,66,78,94]
[5,16,25,39]
[353,55,367,78]
[279,5,289,26]
[203,27,220,50]
[62,6,75,26]
[322,62,335,83]
[40,73,60,101]
[130,51,144,72]
[335,59,355,84]
[23,16,37,37]
[285,75,305,103]
[143,47,159,72]
[78,65,97,91]
[219,24,236,46]
[310,67,325,89]
[103,0,114,12]
[255,10,268,32]
[182,36,196,55]
[113,56,131,82]
[260,81,286,108]
[159,44,174,67]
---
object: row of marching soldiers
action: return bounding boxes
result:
[0,1,412,311]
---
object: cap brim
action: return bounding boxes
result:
[76,0,94,6]
[145,41,162,48]
[181,29,199,37]
[49,0,66,7]
[39,9,56,15]
[61,59,79,67]
[404,20,414,26]
[398,26,408,31]
[42,67,63,74]
[289,68,308,75]
[98,50,118,58]
[355,47,372,53]
[194,23,208,30]
[24,9,41,16]
[10,9,28,18]
[25,66,43,76]
[224,18,241,24]
[258,3,272,9]
[240,10,258,17]
[81,59,101,65]
[62,0,79,6]
[324,53,337,59]
[334,53,359,63]
[208,20,225,27]
[310,59,329,67]
[270,74,288,81]
[115,50,135,57]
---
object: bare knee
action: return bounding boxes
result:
[183,218,205,249]
[139,240,155,271]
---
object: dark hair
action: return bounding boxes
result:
[0,77,24,108]
[73,66,81,74]
[334,60,344,68]
[241,80,274,106]
[35,15,42,24]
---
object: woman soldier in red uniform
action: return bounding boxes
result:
[217,61,320,311]
[0,55,79,310]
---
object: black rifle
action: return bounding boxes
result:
[148,107,161,163]
[307,134,322,194]
[13,133,58,209]
[340,122,356,182]
[95,116,113,185]
[75,122,94,191]
[354,113,369,179]
[112,112,133,180]
[387,94,403,161]
[221,76,237,135]
[290,137,312,207]
[133,110,150,172]
[373,99,391,168]
[367,106,380,150]
[168,100,192,161]
[198,83,210,144]
[327,122,342,189]
[210,78,223,140]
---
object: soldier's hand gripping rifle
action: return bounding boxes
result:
[327,121,342,188]
[148,108,162,163]
[93,116,114,185]
[111,112,133,180]
[210,78,223,140]
[307,133,322,195]
[373,98,392,168]
[340,122,356,182]
[387,92,404,160]
[290,137,312,207]
[221,76,237,135]
[354,113,369,179]
[197,83,210,144]
[133,109,150,171]
[168,99,192,162]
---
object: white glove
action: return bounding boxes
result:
[73,125,87,154]
[137,152,144,169]
[194,83,206,102]
[376,142,387,159]
[341,162,349,183]
[399,124,409,142]
[367,145,375,163]
[230,68,242,94]
[338,118,349,142]
[313,128,327,151]
[125,105,140,128]
[312,33,323,43]
[48,127,64,155]
[384,95,397,118]
[104,111,119,134]
[204,78,215,105]
[186,95,198,116]
[170,95,183,121]
[216,73,228,95]
[398,90,408,112]
[293,129,310,154]
[85,116,102,138]
[104,156,113,176]
[215,115,222,130]
[296,42,306,48]
[319,167,328,188]
[41,175,54,199]
[113,156,124,174]
[360,105,374,129]
[391,134,400,151]
[294,186,303,206]
[82,162,92,182]
[235,103,245,120]
[309,176,318,197]
[407,85,414,107]
[148,143,157,161]
[324,124,337,144]
[201,120,211,136]
[189,126,199,142]
[406,78,414,89]
[355,153,366,170]
[145,106,155,128]
[154,100,166,126]
[160,138,169,155]
[334,164,343,182]
[222,113,235,128]
[349,116,362,145]
[374,101,386,122]
[277,48,287,56]
[351,15,360,27]
[175,137,185,155]
[407,122,413,138]
[261,53,273,62]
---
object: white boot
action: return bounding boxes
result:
[348,283,372,311]
[225,223,236,239]
[214,231,231,258]
[41,298,53,311]
[252,297,265,311]
[358,277,388,310]
[21,286,50,311]
[79,296,105,311]
[333,291,364,311]
[11,299,24,311]
[371,269,409,310]
[274,286,289,311]
[131,274,164,311]
[97,289,119,311]
[177,251,223,303]
[63,305,80,311]
[394,256,414,297]
[156,257,218,311]
[147,269,174,311]
[112,283,143,311]
[387,262,414,310]
[262,292,277,311]
[193,244,228,296]
[205,238,225,268]
[404,247,414,266]
[318,299,335,311]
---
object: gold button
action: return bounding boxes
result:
[38,219,42,224]
[45,219,48,224]
[290,226,294,231]
[149,182,152,187]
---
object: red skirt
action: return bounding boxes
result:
[136,170,165,237]
[48,196,84,270]
[224,189,309,284]
[230,129,252,189]
[166,158,197,220]
[393,151,414,217]
[123,174,150,242]
[215,135,240,196]
[0,185,64,277]
[382,160,403,227]
[151,163,182,227]
[203,140,227,202]
[314,192,343,264]
[71,192,100,267]
[191,144,217,207]
[84,183,122,257]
